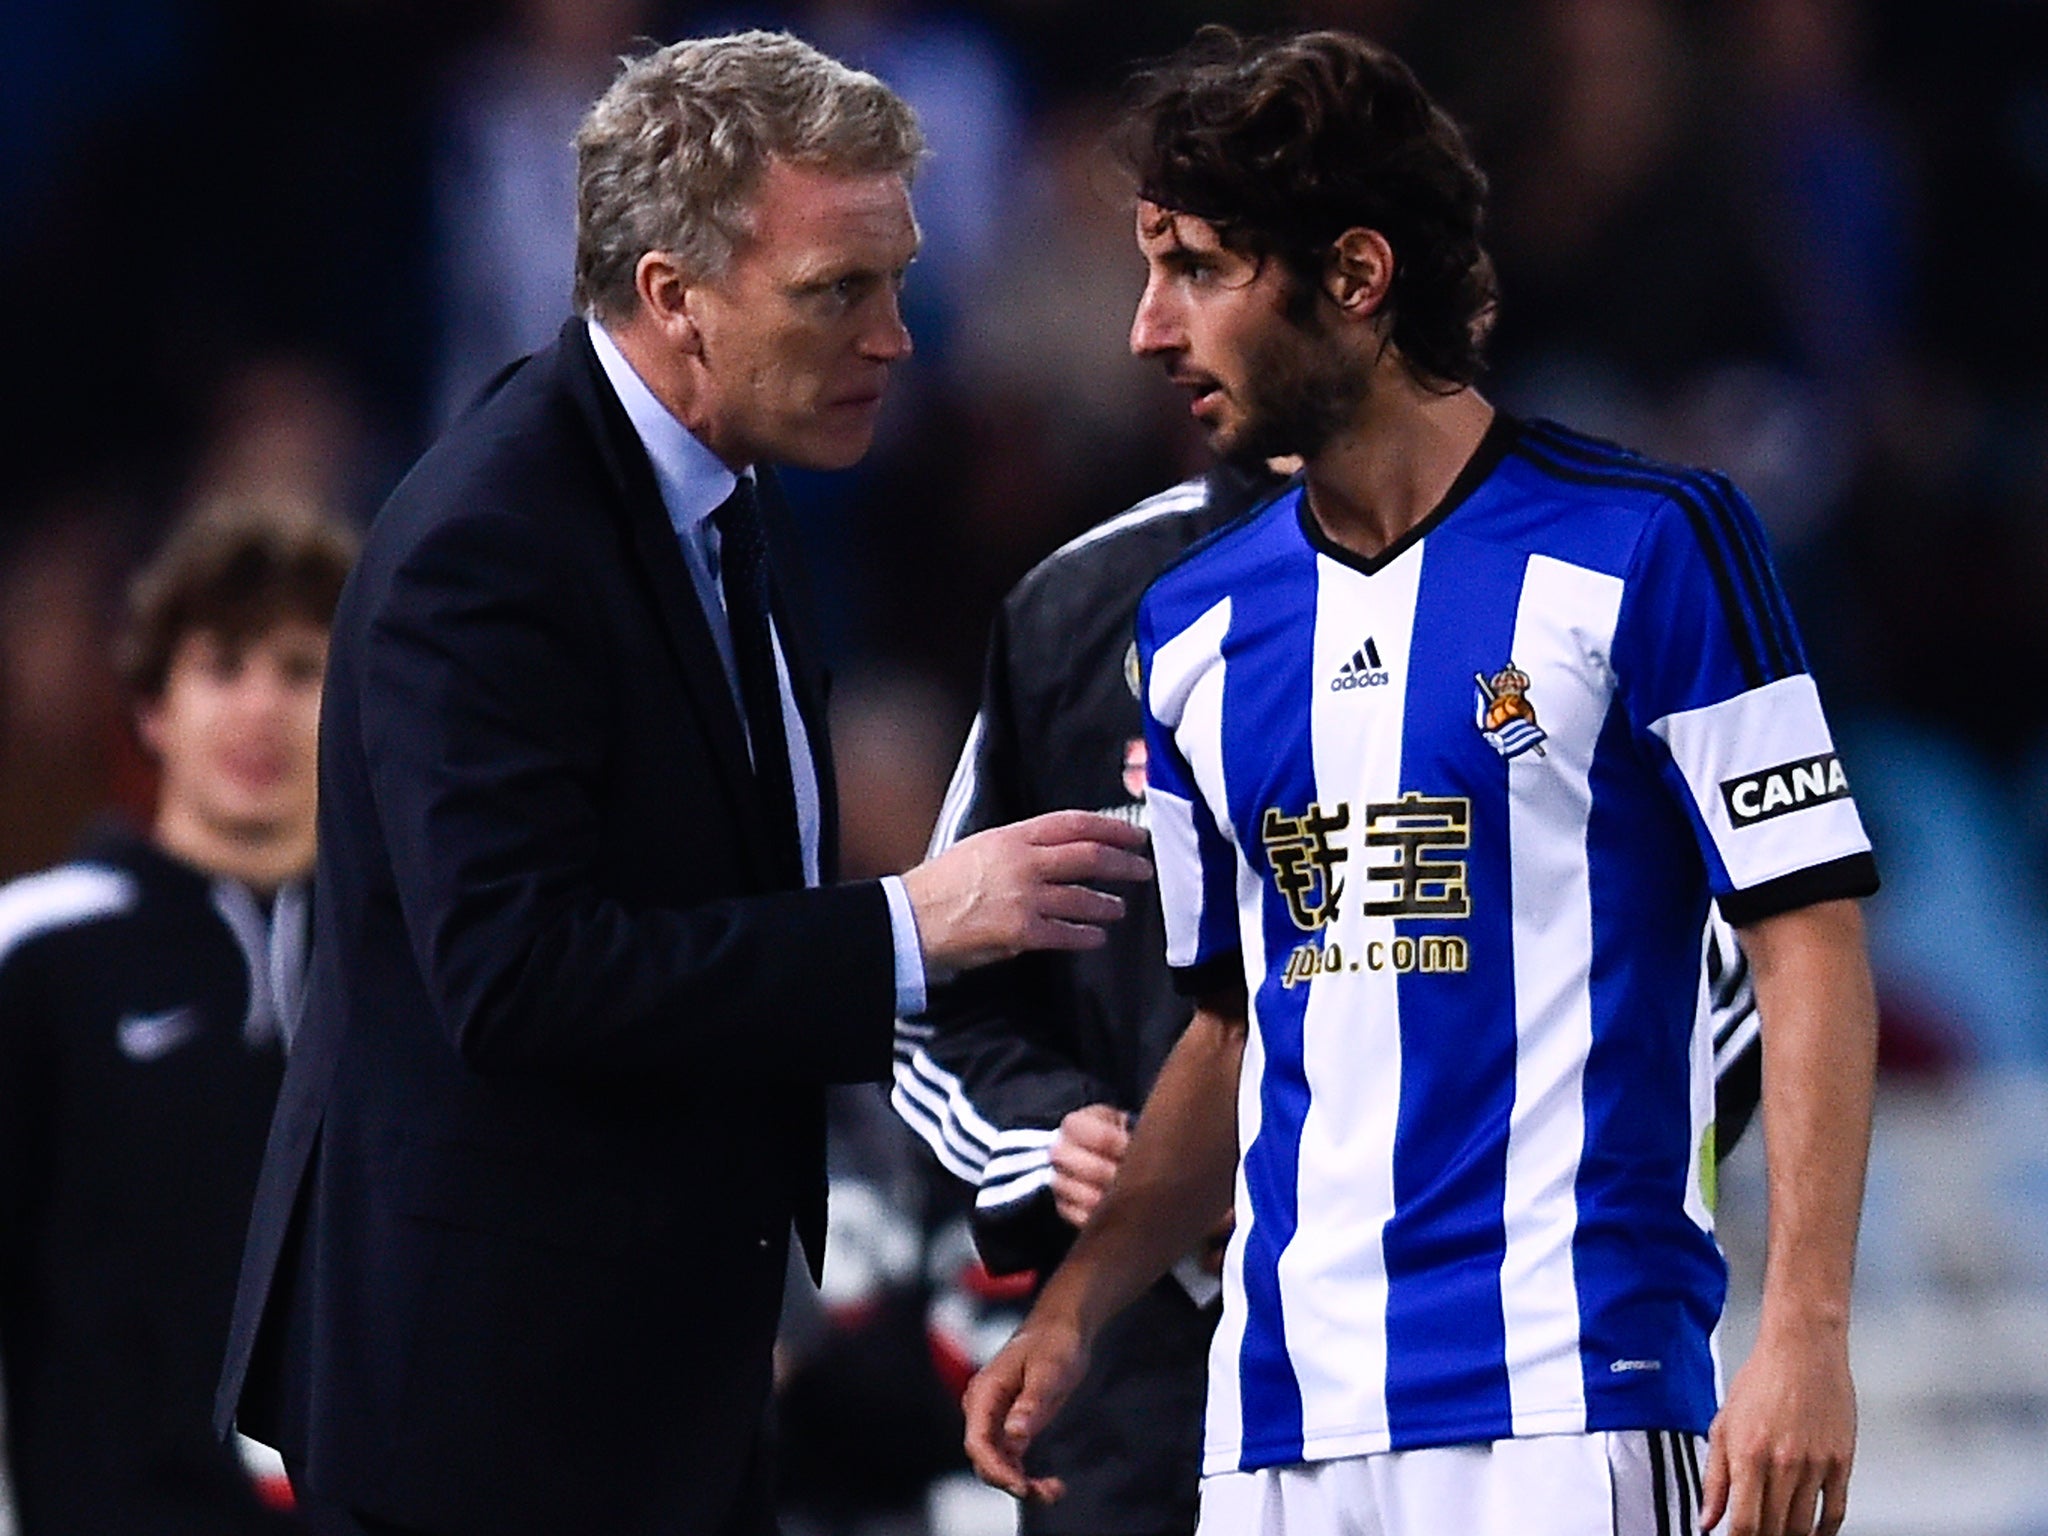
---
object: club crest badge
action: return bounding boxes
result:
[1474,662,1547,760]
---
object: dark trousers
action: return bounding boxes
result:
[289,1442,780,1536]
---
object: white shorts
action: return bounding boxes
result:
[1195,1431,1705,1536]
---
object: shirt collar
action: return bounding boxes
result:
[586,316,745,538]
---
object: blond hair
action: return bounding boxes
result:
[573,31,923,320]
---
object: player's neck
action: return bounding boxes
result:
[1302,382,1494,563]
[153,804,314,895]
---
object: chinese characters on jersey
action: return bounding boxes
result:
[1266,793,1472,986]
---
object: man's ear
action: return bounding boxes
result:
[1324,228,1395,323]
[635,250,704,358]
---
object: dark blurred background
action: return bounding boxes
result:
[3,2,2046,1532]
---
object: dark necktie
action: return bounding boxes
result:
[712,477,804,885]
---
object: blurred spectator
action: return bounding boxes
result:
[187,355,381,530]
[1486,0,1792,438]
[0,507,131,882]
[1718,0,1915,412]
[797,0,1027,361]
[0,495,357,1536]
[0,354,378,889]
[432,0,655,424]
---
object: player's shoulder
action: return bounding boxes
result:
[1038,476,1215,568]
[1139,474,1304,627]
[1009,474,1242,610]
[1506,418,1750,526]
[1485,416,1774,591]
[1004,477,1213,620]
[0,860,140,979]
[1007,467,1290,631]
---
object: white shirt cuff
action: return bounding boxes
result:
[880,875,927,1017]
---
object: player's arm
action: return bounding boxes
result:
[962,995,1243,1502]
[904,954,1126,1268]
[1703,898,1876,1536]
[1606,477,1878,1536]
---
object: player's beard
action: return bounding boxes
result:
[1214,309,1370,468]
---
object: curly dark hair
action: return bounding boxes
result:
[1115,26,1498,389]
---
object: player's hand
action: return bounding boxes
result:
[1051,1104,1130,1227]
[903,811,1151,975]
[962,1312,1092,1503]
[1702,1320,1855,1536]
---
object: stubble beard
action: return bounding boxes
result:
[1213,318,1369,469]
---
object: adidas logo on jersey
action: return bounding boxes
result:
[1330,638,1390,691]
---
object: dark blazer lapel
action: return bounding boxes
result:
[755,468,842,886]
[556,319,779,881]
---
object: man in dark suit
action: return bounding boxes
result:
[214,32,1149,1536]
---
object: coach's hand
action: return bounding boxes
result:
[962,1310,1091,1503]
[904,811,1150,975]
[1702,1320,1855,1536]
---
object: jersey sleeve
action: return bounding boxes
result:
[1613,476,1878,926]
[1137,591,1244,1000]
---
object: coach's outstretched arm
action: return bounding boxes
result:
[962,999,1244,1503]
[1705,898,1877,1536]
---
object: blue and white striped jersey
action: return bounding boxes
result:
[1135,416,1877,1475]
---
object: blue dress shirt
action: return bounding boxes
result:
[588,319,926,1014]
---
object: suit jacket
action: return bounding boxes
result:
[215,320,900,1536]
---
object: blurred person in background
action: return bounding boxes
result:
[0,496,357,1536]
[1483,0,1792,453]
[212,31,1148,1536]
[0,509,133,881]
[965,26,1879,1536]
[432,0,656,426]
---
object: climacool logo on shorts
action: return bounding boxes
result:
[1720,753,1850,827]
